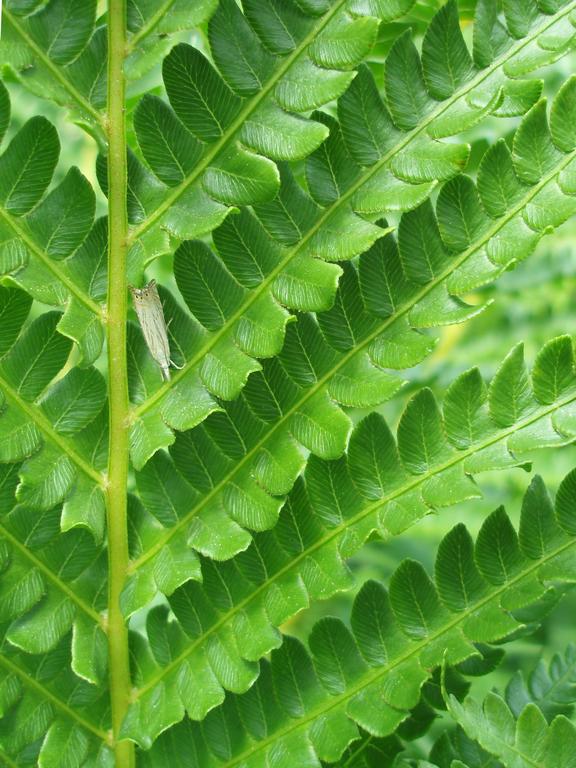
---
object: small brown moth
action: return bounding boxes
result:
[129,280,175,381]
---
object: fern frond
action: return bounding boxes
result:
[1,3,575,760]
[110,0,410,243]
[0,80,104,361]
[0,81,112,539]
[429,726,503,768]
[4,0,576,466]
[125,0,576,465]
[120,336,576,743]
[125,1,219,74]
[505,642,576,721]
[337,641,576,766]
[333,733,405,768]
[128,77,576,567]
[0,464,106,679]
[0,0,222,131]
[0,299,108,543]
[128,0,409,221]
[133,0,576,238]
[422,643,576,768]
[0,0,106,132]
[127,468,576,753]
[0,637,112,765]
[446,671,576,768]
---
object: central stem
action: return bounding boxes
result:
[106,1,134,764]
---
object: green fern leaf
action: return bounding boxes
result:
[126,468,576,756]
[127,14,576,469]
[119,0,576,466]
[0,461,107,675]
[429,727,503,768]
[413,641,576,768]
[446,677,576,768]
[129,81,576,576]
[1,0,106,129]
[0,636,112,765]
[119,336,576,742]
[0,84,103,368]
[334,733,405,768]
[1,3,576,762]
[0,301,107,538]
[505,642,576,721]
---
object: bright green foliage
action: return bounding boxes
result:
[133,470,576,762]
[0,460,107,669]
[0,0,575,763]
[128,76,576,581]
[0,0,105,130]
[118,336,576,743]
[0,639,113,767]
[0,294,107,539]
[0,84,102,369]
[505,643,576,721]
[125,0,576,467]
[0,0,220,131]
[446,666,576,768]
[428,725,507,768]
[334,734,405,768]
[420,644,576,768]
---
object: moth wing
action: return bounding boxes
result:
[137,290,171,370]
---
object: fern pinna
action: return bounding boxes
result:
[0,0,575,765]
[137,468,576,764]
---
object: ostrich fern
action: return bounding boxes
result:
[0,0,575,765]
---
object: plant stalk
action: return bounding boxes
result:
[106,1,134,764]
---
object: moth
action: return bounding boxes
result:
[129,280,178,381]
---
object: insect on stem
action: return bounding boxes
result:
[129,279,176,381]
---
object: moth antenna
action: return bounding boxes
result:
[170,358,185,370]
